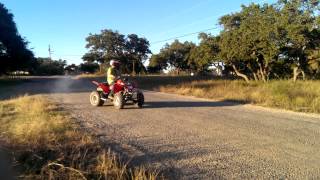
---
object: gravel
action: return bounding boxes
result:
[2,77,320,179]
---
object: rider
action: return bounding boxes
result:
[107,59,121,97]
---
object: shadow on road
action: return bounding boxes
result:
[99,134,221,179]
[144,100,243,109]
[1,77,246,110]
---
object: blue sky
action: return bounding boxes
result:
[2,0,276,65]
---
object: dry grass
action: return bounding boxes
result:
[157,79,320,113]
[75,74,320,113]
[0,95,159,179]
[130,75,217,90]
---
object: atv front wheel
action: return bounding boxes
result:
[113,93,124,109]
[90,91,104,106]
[136,91,144,108]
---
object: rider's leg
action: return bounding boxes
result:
[109,83,115,97]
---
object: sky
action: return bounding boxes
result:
[2,0,276,65]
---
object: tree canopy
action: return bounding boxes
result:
[149,0,320,82]
[189,33,220,73]
[148,40,195,74]
[34,58,66,75]
[82,29,151,75]
[0,3,35,75]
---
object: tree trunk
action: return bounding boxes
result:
[266,71,270,81]
[273,73,280,79]
[247,65,258,81]
[232,65,250,83]
[293,67,300,82]
[132,60,136,76]
[301,70,306,80]
[253,72,258,81]
[260,69,267,82]
[258,62,267,82]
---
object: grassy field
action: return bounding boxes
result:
[131,75,217,90]
[140,78,320,114]
[0,95,158,179]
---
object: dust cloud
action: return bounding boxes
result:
[50,76,75,93]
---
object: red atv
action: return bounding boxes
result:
[90,78,144,109]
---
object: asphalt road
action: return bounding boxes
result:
[2,77,320,179]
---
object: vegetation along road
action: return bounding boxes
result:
[2,76,319,179]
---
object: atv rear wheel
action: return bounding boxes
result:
[113,92,124,109]
[136,91,144,108]
[90,91,104,106]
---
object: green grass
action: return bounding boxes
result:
[0,95,159,179]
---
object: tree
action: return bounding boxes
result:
[79,62,99,73]
[158,40,195,74]
[65,64,79,74]
[217,0,320,82]
[149,0,319,81]
[189,33,220,73]
[34,58,66,75]
[276,0,318,81]
[218,3,284,82]
[126,34,151,75]
[306,25,320,78]
[148,54,168,73]
[83,29,151,75]
[0,3,35,74]
[83,29,126,72]
[303,0,320,79]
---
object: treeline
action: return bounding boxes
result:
[34,58,99,75]
[2,1,319,81]
[149,0,320,82]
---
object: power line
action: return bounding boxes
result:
[150,27,220,45]
[150,0,269,45]
[51,27,221,57]
[45,0,269,59]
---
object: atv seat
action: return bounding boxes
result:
[102,82,109,86]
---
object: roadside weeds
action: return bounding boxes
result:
[157,80,320,114]
[0,95,159,179]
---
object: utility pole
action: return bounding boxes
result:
[48,45,53,60]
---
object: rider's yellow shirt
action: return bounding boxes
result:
[107,67,120,84]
